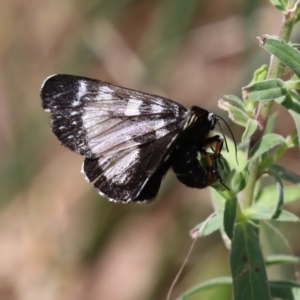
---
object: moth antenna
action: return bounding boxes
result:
[216,115,239,165]
[217,122,229,152]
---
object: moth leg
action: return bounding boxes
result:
[212,155,230,190]
[199,149,216,187]
[202,135,224,169]
[200,136,230,190]
[201,148,230,190]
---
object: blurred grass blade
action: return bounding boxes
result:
[139,0,200,79]
[230,219,271,300]
[270,280,300,299]
[258,36,300,78]
[265,255,300,266]
[242,79,288,101]
[176,277,232,300]
[269,0,288,11]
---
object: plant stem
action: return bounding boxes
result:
[240,1,298,209]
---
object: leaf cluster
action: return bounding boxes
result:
[178,2,300,299]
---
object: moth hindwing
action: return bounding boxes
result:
[41,74,224,203]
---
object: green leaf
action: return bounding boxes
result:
[274,210,300,222]
[249,133,286,163]
[270,280,300,299]
[286,131,299,148]
[269,164,300,185]
[242,119,258,142]
[251,64,268,83]
[285,79,300,90]
[220,227,232,250]
[244,207,299,222]
[265,255,300,266]
[280,186,300,204]
[242,79,288,101]
[218,99,249,127]
[230,219,271,300]
[278,92,300,147]
[190,212,223,239]
[264,112,278,134]
[209,155,232,192]
[258,36,300,78]
[296,7,300,24]
[291,72,300,80]
[255,184,300,205]
[268,0,287,11]
[176,277,232,300]
[290,111,300,146]
[231,169,247,194]
[223,95,246,110]
[224,198,237,240]
[210,188,227,211]
[217,133,247,168]
[267,168,284,218]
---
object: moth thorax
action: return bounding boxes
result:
[183,112,198,129]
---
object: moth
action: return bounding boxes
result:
[41,74,233,203]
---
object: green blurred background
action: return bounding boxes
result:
[0,0,299,299]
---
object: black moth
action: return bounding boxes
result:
[41,74,230,203]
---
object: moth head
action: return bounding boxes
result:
[207,112,218,129]
[189,106,218,130]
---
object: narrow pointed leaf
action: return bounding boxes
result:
[223,95,246,110]
[251,64,268,83]
[265,255,300,266]
[242,119,258,142]
[218,99,249,126]
[269,164,300,185]
[210,188,227,211]
[269,0,287,11]
[224,198,237,240]
[231,220,271,300]
[264,112,278,134]
[255,184,300,205]
[276,92,300,146]
[244,207,299,222]
[249,133,286,163]
[258,36,300,78]
[243,79,287,101]
[267,168,284,218]
[176,277,232,300]
[190,212,223,238]
[231,170,247,194]
[270,280,300,299]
